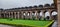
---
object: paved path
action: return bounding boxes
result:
[0,24,15,27]
[51,21,57,27]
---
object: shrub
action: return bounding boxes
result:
[28,18,31,20]
[44,18,46,21]
[32,18,35,20]
[23,18,25,20]
[8,18,13,21]
[39,18,41,20]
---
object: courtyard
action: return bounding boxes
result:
[0,18,54,27]
[0,0,59,27]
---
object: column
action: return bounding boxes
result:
[48,10,51,20]
[57,0,60,27]
[11,12,13,19]
[4,13,5,18]
[17,12,20,19]
[42,11,45,18]
[21,11,24,19]
[8,12,10,18]
[25,11,28,18]
[14,12,16,19]
[38,12,40,18]
[42,10,45,20]
[4,11,6,18]
[29,11,32,19]
[35,11,38,19]
[0,12,1,18]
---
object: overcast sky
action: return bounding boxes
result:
[0,0,53,9]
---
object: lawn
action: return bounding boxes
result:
[0,19,54,27]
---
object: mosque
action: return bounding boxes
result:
[0,0,60,27]
[0,3,57,20]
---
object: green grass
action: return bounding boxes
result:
[0,19,54,27]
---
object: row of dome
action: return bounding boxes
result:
[3,3,55,10]
[8,3,54,9]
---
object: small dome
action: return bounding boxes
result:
[34,5,37,7]
[44,4,50,7]
[14,8,18,9]
[17,7,21,9]
[25,6,28,8]
[0,8,3,10]
[51,3,55,6]
[21,7,25,9]
[29,6,33,8]
[39,5,43,7]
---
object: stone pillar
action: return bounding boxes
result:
[14,12,16,19]
[0,12,1,18]
[50,13,52,20]
[38,12,40,18]
[48,10,51,20]
[35,11,38,19]
[4,11,6,18]
[25,11,28,18]
[29,11,32,19]
[21,11,24,19]
[11,12,13,19]
[4,13,5,18]
[42,11,45,20]
[57,0,60,27]
[17,12,20,19]
[8,12,10,18]
[7,13,9,18]
[42,11,45,18]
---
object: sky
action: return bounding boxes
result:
[0,0,54,9]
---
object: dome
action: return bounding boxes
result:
[34,5,37,8]
[29,6,33,8]
[44,4,50,7]
[39,5,43,7]
[51,3,55,6]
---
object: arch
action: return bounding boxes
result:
[51,10,57,20]
[23,12,25,16]
[37,11,41,13]
[51,10,57,14]
[43,10,47,13]
[1,13,4,18]
[51,11,57,16]
[45,11,50,17]
[44,4,50,7]
[32,11,35,16]
[40,11,43,16]
[27,12,30,16]
[37,11,41,16]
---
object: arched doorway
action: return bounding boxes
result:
[45,11,50,20]
[51,10,57,20]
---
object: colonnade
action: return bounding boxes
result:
[2,9,57,20]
